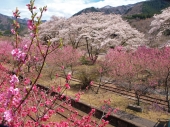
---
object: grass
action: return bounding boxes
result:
[37,68,170,123]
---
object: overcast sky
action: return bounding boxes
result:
[0,0,147,20]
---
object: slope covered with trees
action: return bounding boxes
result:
[125,0,170,19]
[0,14,27,36]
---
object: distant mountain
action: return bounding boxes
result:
[73,7,100,16]
[73,0,170,18]
[0,14,13,32]
[0,13,47,36]
[9,17,46,24]
[73,4,134,16]
[0,13,28,36]
[100,4,134,15]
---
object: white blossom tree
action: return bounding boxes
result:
[38,16,68,45]
[39,12,148,63]
[66,13,148,49]
[149,7,170,37]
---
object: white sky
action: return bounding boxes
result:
[0,0,147,20]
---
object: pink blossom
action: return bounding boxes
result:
[17,52,26,61]
[66,73,71,80]
[23,44,28,51]
[41,114,49,121]
[115,46,124,52]
[26,4,31,9]
[33,56,38,61]
[113,108,119,113]
[89,108,95,116]
[24,78,30,85]
[13,12,17,17]
[57,86,61,92]
[27,20,34,30]
[90,81,94,85]
[75,93,81,102]
[56,108,64,113]
[27,20,32,26]
[9,87,19,96]
[101,119,109,126]
[45,100,51,105]
[33,6,37,9]
[10,75,19,85]
[12,96,21,107]
[33,86,38,92]
[43,6,47,11]
[30,33,35,37]
[11,29,16,34]
[31,106,37,113]
[61,65,64,70]
[48,110,54,115]
[4,110,13,122]
[65,83,70,89]
[0,108,5,112]
[11,48,21,57]
[11,48,26,61]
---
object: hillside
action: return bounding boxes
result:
[73,0,170,19]
[125,0,170,19]
[0,13,27,36]
[0,14,13,35]
[72,7,100,16]
[73,4,135,16]
[100,4,134,15]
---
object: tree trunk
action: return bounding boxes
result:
[27,65,30,72]
[136,94,140,106]
[164,70,170,111]
[168,100,170,113]
[96,84,101,94]
[96,73,103,94]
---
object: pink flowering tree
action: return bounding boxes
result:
[18,39,49,73]
[46,45,82,80]
[0,41,13,63]
[95,46,125,94]
[149,46,170,112]
[99,46,159,106]
[102,46,136,90]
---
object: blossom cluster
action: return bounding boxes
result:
[11,48,26,62]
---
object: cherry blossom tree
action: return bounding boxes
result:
[149,7,170,36]
[39,12,148,64]
[38,16,67,46]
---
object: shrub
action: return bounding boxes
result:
[78,67,98,89]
